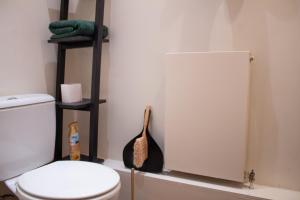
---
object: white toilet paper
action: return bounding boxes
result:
[61,84,82,103]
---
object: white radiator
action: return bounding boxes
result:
[164,52,250,182]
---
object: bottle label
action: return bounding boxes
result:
[70,133,79,145]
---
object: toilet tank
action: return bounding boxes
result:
[0,94,55,181]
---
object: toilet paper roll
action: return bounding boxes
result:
[61,84,82,103]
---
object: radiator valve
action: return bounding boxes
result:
[244,169,256,189]
[248,169,256,189]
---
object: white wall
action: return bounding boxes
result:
[0,0,56,96]
[103,0,300,191]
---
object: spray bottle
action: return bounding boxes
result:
[68,121,80,160]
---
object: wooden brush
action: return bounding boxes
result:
[131,168,135,200]
[133,106,150,168]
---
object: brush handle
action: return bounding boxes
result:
[143,106,151,136]
[131,168,135,200]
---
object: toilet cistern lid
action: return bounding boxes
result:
[17,161,120,199]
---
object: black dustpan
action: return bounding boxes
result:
[123,107,164,173]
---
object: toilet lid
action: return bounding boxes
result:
[17,161,120,200]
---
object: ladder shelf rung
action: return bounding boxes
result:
[62,154,104,163]
[48,35,93,43]
[56,98,106,111]
[48,36,109,49]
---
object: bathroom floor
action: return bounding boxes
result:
[0,182,18,200]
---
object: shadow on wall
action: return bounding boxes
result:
[69,0,111,159]
[152,0,224,154]
[226,0,300,190]
[45,8,59,96]
[46,0,111,158]
[225,0,244,20]
[160,0,222,52]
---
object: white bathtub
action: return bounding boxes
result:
[104,160,300,200]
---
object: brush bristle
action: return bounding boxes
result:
[133,136,148,168]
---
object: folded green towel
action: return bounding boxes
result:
[49,20,108,39]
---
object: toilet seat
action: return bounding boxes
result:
[16,182,121,200]
[16,161,120,200]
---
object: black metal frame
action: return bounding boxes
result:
[52,0,106,162]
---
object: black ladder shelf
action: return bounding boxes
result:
[49,0,107,163]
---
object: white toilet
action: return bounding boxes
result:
[0,94,120,200]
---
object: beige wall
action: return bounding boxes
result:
[0,0,56,96]
[1,0,300,192]
[104,0,300,191]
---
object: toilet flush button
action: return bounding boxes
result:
[17,161,120,199]
[7,97,17,100]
